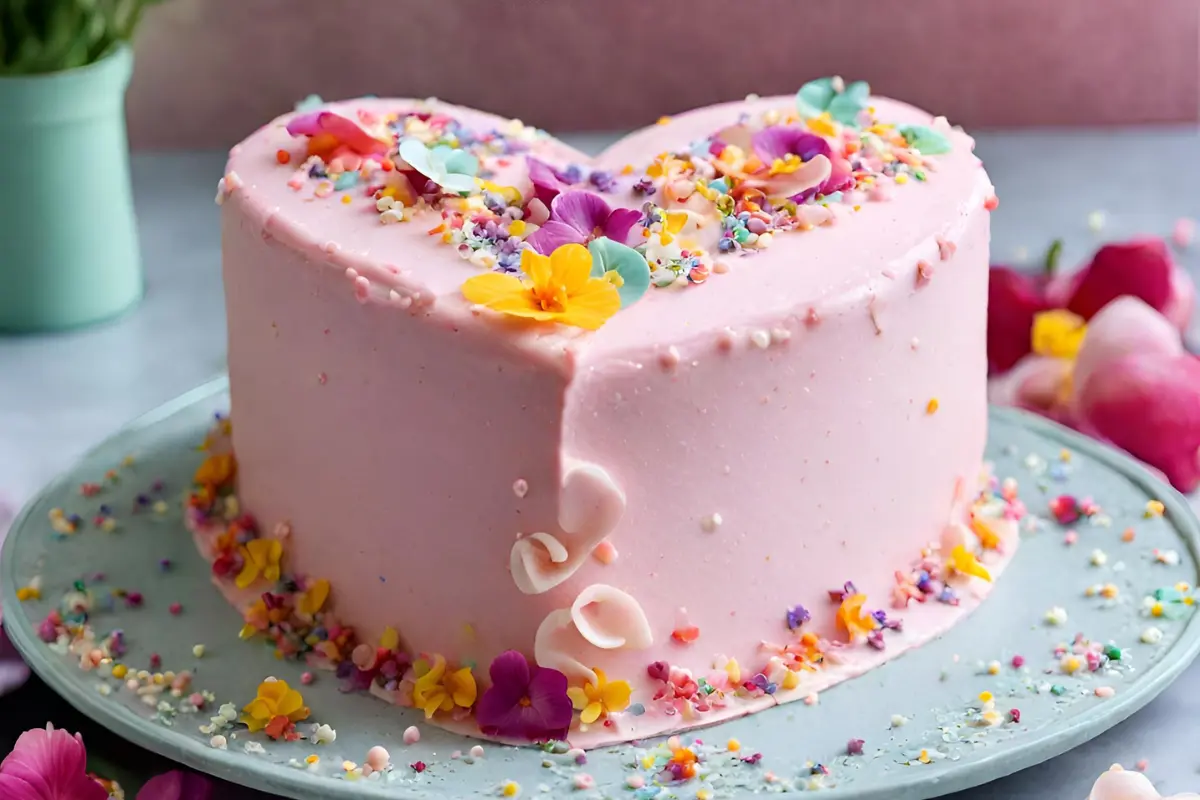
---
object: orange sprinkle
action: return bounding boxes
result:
[427,224,446,236]
[380,158,395,171]
[341,195,352,205]
[984,194,1000,211]
[656,115,672,126]
[621,164,635,175]
[1121,528,1136,543]
[671,626,700,645]
[926,398,939,414]
[276,149,291,165]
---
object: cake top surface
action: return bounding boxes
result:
[221,80,992,364]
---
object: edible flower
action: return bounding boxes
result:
[295,578,331,617]
[524,191,642,254]
[475,650,572,742]
[587,238,651,308]
[193,454,235,487]
[899,125,952,155]
[796,76,871,126]
[286,109,392,169]
[0,724,109,800]
[567,668,632,724]
[241,678,310,735]
[411,655,477,719]
[835,593,877,640]
[751,125,853,198]
[397,138,479,194]
[526,157,573,208]
[947,545,992,582]
[461,243,621,330]
[235,538,283,589]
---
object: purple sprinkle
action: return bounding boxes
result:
[847,738,865,756]
[786,604,811,631]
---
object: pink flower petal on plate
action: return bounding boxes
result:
[1072,296,1184,400]
[1077,353,1200,493]
[987,267,1053,373]
[285,111,389,156]
[1064,238,1174,321]
[987,355,1078,427]
[0,726,109,800]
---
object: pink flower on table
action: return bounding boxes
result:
[988,238,1194,373]
[474,650,572,742]
[136,771,212,800]
[0,725,109,800]
[990,297,1200,493]
[524,191,642,255]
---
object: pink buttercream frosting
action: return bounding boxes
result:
[212,92,1006,746]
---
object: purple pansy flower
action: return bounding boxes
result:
[475,651,572,742]
[0,725,109,800]
[751,125,854,200]
[137,770,213,800]
[524,191,642,255]
[785,604,811,631]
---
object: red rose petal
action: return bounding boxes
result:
[1064,238,1174,321]
[987,267,1053,373]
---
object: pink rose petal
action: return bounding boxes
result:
[0,726,109,800]
[1072,297,1184,400]
[987,267,1053,372]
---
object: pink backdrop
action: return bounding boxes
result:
[128,0,1200,150]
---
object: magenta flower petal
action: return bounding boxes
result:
[137,770,213,800]
[751,126,831,163]
[603,208,643,247]
[523,666,572,739]
[987,267,1053,373]
[524,221,586,255]
[475,651,571,741]
[0,726,109,800]
[1064,238,1174,321]
[1077,353,1200,492]
[1163,266,1197,333]
[526,158,570,208]
[550,192,611,238]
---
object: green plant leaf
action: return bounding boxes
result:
[0,0,161,74]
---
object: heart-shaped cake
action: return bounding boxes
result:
[195,79,1017,748]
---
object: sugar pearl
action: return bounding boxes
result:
[366,746,390,771]
[403,726,420,745]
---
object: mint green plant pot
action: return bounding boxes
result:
[0,46,142,333]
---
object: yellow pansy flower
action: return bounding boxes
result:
[241,678,310,732]
[477,179,522,206]
[236,538,283,589]
[461,244,620,330]
[947,544,992,582]
[836,593,876,640]
[567,668,632,724]
[411,654,477,719]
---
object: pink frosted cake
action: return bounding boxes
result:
[195,78,1015,748]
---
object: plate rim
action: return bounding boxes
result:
[4,380,1200,799]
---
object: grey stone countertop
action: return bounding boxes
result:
[1,126,1198,798]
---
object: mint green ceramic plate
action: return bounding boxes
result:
[4,378,1200,799]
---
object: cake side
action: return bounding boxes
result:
[201,83,1014,748]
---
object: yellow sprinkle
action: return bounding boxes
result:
[727,738,741,752]
[306,754,319,765]
[1152,602,1165,617]
[152,673,165,685]
[502,779,521,797]
[1085,585,1097,598]
[508,219,527,237]
[697,790,713,800]
[100,518,117,532]
[620,164,635,175]
[342,761,356,772]
[1101,584,1119,599]
[341,195,352,205]
[781,668,800,690]
[192,644,206,658]
[978,691,993,704]
[121,455,136,467]
[16,586,40,601]
[895,173,909,185]
[1145,500,1165,518]
[1062,656,1082,675]
[986,661,1001,675]
[380,626,400,651]
[111,664,127,679]
[1059,449,1072,462]
[926,398,939,415]
[641,755,656,770]
[1177,581,1192,593]
[918,749,931,764]
[656,116,672,126]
